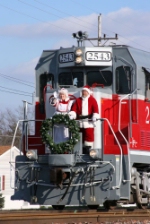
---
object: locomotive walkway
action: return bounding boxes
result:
[1,208,150,223]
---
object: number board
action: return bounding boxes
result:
[59,52,74,63]
[86,51,112,61]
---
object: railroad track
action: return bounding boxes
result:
[1,208,150,223]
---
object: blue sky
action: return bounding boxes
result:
[0,0,150,110]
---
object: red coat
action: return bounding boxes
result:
[70,95,99,128]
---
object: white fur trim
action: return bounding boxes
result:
[79,95,95,128]
[84,141,93,147]
[82,87,91,94]
[82,96,89,116]
[92,113,99,119]
[79,120,95,128]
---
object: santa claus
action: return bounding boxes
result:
[69,85,99,153]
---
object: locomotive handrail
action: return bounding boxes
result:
[118,88,138,183]
[80,117,124,189]
[97,118,123,189]
[92,83,104,88]
[11,118,122,190]
[11,119,44,151]
[10,119,44,189]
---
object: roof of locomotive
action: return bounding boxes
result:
[35,44,150,71]
[112,44,150,69]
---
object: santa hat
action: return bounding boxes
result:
[82,85,92,94]
[58,88,68,97]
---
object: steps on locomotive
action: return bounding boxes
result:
[28,135,43,147]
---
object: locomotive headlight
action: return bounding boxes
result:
[75,56,82,64]
[26,150,37,160]
[89,149,99,159]
[75,48,82,56]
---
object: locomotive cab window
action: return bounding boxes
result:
[143,67,150,101]
[116,66,132,94]
[145,74,150,101]
[87,70,112,87]
[39,73,54,113]
[58,72,83,88]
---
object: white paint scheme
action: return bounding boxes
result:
[130,150,150,156]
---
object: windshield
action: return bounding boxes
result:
[58,72,83,88]
[87,70,112,87]
[116,66,132,94]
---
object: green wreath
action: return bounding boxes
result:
[40,114,80,154]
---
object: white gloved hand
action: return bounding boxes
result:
[92,117,97,122]
[53,91,58,98]
[69,115,74,120]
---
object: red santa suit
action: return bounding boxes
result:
[70,86,99,147]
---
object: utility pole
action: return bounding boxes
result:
[72,14,118,46]
[87,14,118,46]
[98,14,101,46]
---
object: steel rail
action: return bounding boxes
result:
[1,209,150,223]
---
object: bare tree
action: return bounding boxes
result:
[0,105,34,148]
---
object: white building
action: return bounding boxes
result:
[0,146,40,210]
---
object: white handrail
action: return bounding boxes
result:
[98,118,123,189]
[10,119,44,189]
[118,89,137,183]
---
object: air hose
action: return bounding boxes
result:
[57,169,80,204]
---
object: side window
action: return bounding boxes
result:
[39,73,54,113]
[116,66,131,94]
[143,67,150,101]
[145,75,150,101]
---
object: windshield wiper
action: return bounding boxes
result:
[99,69,107,83]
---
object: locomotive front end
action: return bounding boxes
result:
[11,40,133,209]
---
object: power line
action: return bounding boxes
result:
[0,2,71,34]
[0,85,33,95]
[0,88,32,97]
[68,0,150,50]
[33,0,100,31]
[0,73,35,88]
[23,0,150,50]
[0,1,149,52]
[18,0,98,33]
[0,72,34,84]
[70,0,148,38]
